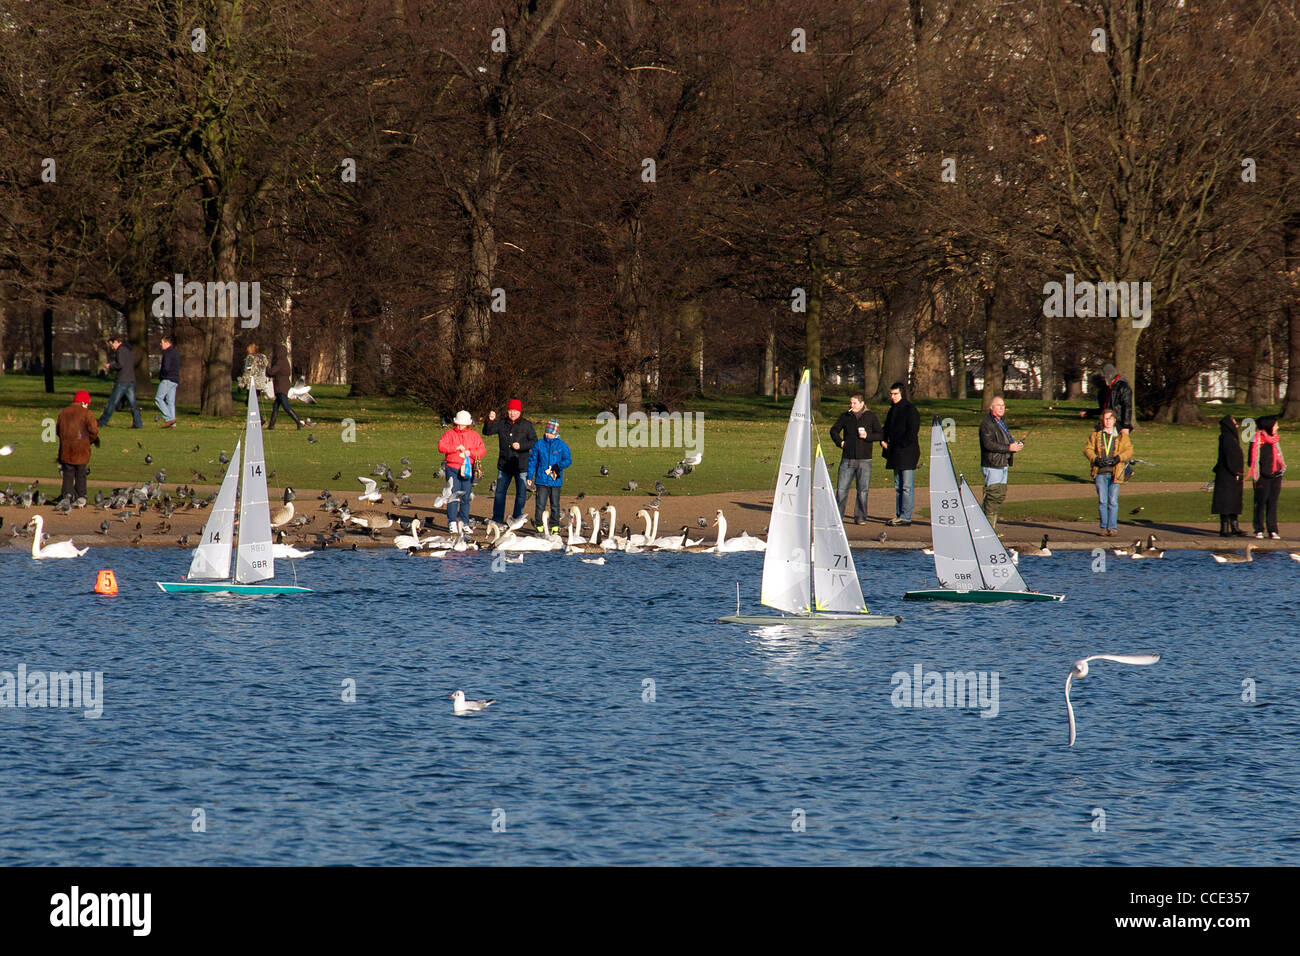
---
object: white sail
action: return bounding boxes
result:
[959,477,1028,591]
[235,388,274,584]
[760,370,812,614]
[812,445,868,612]
[187,441,240,580]
[926,419,981,590]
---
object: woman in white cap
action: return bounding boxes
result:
[437,410,486,533]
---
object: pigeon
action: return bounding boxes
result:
[191,444,200,453]
[877,531,887,542]
[398,467,412,480]
[97,521,110,535]
[400,457,411,466]
[145,454,153,464]
[488,480,497,493]
[648,497,660,509]
[1065,654,1161,746]
[178,534,190,546]
[698,516,707,528]
[332,472,341,481]
[219,451,230,465]
[1130,506,1144,515]
[625,480,638,491]
[449,690,494,715]
[155,470,166,483]
[600,465,609,476]
[654,481,668,496]
[308,434,318,444]
[372,463,389,477]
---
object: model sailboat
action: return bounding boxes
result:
[157,387,312,595]
[903,417,1062,602]
[718,370,901,627]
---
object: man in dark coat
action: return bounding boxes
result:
[978,394,1024,530]
[267,344,304,428]
[830,392,883,524]
[880,382,921,525]
[57,390,99,507]
[154,333,180,427]
[98,336,143,428]
[1212,415,1245,536]
[1102,363,1133,434]
[485,399,537,523]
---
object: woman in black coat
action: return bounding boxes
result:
[1211,415,1245,536]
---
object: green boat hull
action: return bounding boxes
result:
[157,581,313,595]
[718,612,902,627]
[902,588,1063,603]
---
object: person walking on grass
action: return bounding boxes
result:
[1101,363,1133,434]
[437,410,486,534]
[880,382,920,526]
[98,335,143,429]
[57,390,99,508]
[978,395,1024,531]
[267,344,304,429]
[154,333,180,427]
[830,393,883,525]
[485,399,537,523]
[1212,414,1246,537]
[527,418,571,532]
[1084,408,1134,537]
[1248,415,1285,540]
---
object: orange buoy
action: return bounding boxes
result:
[94,570,118,595]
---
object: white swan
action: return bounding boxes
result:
[272,543,314,559]
[491,523,560,552]
[565,506,604,554]
[393,518,425,550]
[710,510,766,553]
[28,515,88,559]
[627,509,654,547]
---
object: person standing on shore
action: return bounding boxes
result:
[527,418,571,531]
[485,399,537,523]
[98,335,143,429]
[978,395,1025,531]
[1084,408,1134,536]
[266,344,304,429]
[880,382,920,526]
[1212,414,1246,537]
[830,393,883,524]
[437,410,486,533]
[154,333,180,427]
[1102,363,1133,434]
[1248,415,1285,539]
[57,390,99,508]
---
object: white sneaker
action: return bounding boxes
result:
[1255,532,1264,539]
[1270,532,1281,540]
[449,521,459,534]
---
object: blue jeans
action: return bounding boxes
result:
[836,458,872,521]
[892,469,914,521]
[154,380,177,421]
[444,465,473,525]
[99,382,143,428]
[493,469,526,521]
[1095,473,1119,530]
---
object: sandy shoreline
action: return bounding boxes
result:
[0,479,1291,552]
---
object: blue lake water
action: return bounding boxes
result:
[1,544,1298,865]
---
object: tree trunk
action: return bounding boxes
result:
[806,258,824,410]
[1248,331,1274,406]
[1112,317,1142,399]
[1281,215,1300,418]
[177,315,204,406]
[1152,377,1200,423]
[953,324,967,399]
[876,284,916,400]
[41,303,54,393]
[1040,312,1055,400]
[128,298,150,395]
[981,284,1003,409]
[863,341,881,397]
[762,325,775,396]
[349,295,385,396]
[912,285,951,398]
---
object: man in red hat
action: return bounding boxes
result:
[57,390,99,507]
[484,398,537,523]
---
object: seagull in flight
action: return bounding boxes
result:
[449,690,495,715]
[357,476,383,502]
[1065,654,1161,746]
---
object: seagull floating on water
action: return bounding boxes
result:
[449,690,495,715]
[1065,654,1160,746]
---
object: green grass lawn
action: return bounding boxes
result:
[0,372,1283,496]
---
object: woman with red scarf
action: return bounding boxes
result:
[1248,416,1285,539]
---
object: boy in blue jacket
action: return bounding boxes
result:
[527,418,572,532]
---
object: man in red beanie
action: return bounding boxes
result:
[57,390,100,507]
[484,398,537,523]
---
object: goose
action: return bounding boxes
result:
[27,516,88,559]
[1131,534,1164,559]
[565,507,604,554]
[1211,545,1255,564]
[1112,540,1139,557]
[1020,534,1051,557]
[710,509,766,553]
[665,525,710,552]
[272,543,314,559]
[357,477,383,503]
[271,500,295,529]
[345,511,393,531]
